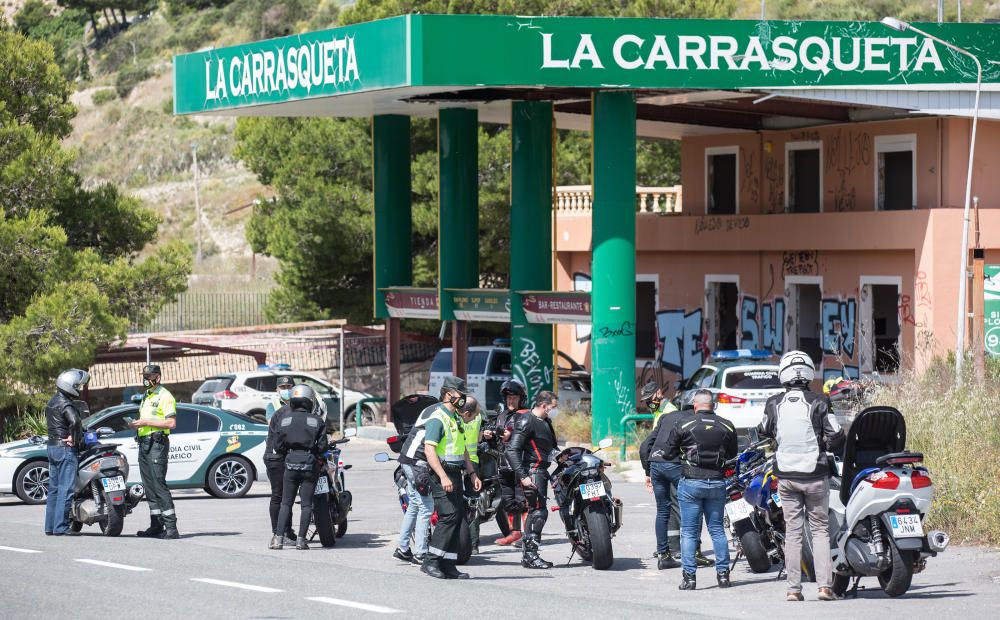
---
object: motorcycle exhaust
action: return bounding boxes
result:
[927,530,950,553]
[127,484,145,507]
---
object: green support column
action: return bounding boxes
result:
[511,101,554,399]
[438,108,479,379]
[372,115,411,409]
[372,115,412,318]
[591,91,636,445]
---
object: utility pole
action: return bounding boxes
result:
[192,144,203,263]
[972,197,986,382]
[938,0,943,23]
[761,0,766,20]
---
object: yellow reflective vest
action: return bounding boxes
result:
[138,385,176,437]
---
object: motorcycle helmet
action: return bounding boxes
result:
[56,369,90,397]
[288,384,318,411]
[778,350,815,387]
[500,379,527,410]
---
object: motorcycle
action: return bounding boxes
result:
[724,440,816,580]
[29,427,143,536]
[551,438,622,570]
[829,406,948,598]
[308,428,355,547]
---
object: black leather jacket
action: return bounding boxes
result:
[506,412,558,479]
[663,410,738,480]
[264,404,291,462]
[45,392,82,446]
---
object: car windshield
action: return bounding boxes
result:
[725,368,781,390]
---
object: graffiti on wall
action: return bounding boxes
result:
[899,271,931,327]
[513,336,553,396]
[782,251,820,276]
[655,308,707,379]
[739,294,786,355]
[821,297,857,358]
[740,145,760,207]
[825,129,871,213]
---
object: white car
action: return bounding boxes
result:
[192,370,378,430]
[672,351,784,430]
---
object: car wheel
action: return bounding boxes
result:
[15,460,49,505]
[346,405,377,428]
[206,456,253,499]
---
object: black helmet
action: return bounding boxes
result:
[500,379,527,409]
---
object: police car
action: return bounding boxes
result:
[0,403,268,505]
[672,349,784,430]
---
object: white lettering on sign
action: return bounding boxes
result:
[538,32,944,76]
[206,35,360,102]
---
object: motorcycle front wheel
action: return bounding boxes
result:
[583,503,614,570]
[312,493,337,548]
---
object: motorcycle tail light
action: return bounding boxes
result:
[910,471,933,489]
[867,471,900,490]
[729,491,743,501]
[387,435,399,443]
[769,477,779,491]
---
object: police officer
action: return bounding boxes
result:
[129,364,179,539]
[264,376,297,546]
[271,385,329,550]
[494,379,528,546]
[421,376,480,579]
[664,389,738,590]
[460,395,484,555]
[506,390,560,570]
[44,369,89,536]
[639,381,683,569]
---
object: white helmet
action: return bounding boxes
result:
[778,351,815,386]
[56,369,90,397]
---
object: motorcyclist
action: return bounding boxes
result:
[506,390,560,570]
[758,351,845,602]
[264,376,297,545]
[271,385,329,551]
[639,380,683,569]
[493,379,529,546]
[44,369,89,536]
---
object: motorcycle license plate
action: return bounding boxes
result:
[315,476,330,495]
[889,514,924,538]
[101,476,126,492]
[725,499,754,523]
[579,481,605,500]
[771,493,782,507]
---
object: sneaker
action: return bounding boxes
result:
[657,552,681,570]
[786,591,804,602]
[393,547,414,562]
[817,587,839,601]
[269,535,283,550]
[410,553,425,566]
[694,550,713,567]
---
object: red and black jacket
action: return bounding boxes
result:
[506,412,558,479]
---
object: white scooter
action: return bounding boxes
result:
[828,406,949,598]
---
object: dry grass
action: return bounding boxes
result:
[553,411,593,445]
[871,359,1000,546]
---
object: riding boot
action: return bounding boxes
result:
[679,571,697,591]
[420,555,447,579]
[717,569,732,588]
[439,560,469,580]
[295,536,309,550]
[136,516,163,538]
[521,534,553,570]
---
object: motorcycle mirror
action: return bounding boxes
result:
[95,427,115,438]
[373,452,390,463]
[28,435,45,446]
[597,438,613,450]
[343,428,358,438]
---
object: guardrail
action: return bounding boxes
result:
[351,397,387,429]
[555,185,683,215]
[618,412,655,460]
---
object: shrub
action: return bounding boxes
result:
[1,410,47,442]
[115,63,153,99]
[92,89,118,106]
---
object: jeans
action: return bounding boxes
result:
[778,477,833,591]
[44,444,78,534]
[397,464,433,555]
[678,477,730,574]
[650,461,683,554]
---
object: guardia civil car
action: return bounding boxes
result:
[0,403,268,505]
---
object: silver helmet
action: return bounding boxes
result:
[56,369,90,397]
[288,384,318,411]
[778,351,815,386]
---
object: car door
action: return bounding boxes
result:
[93,407,142,483]
[165,407,216,483]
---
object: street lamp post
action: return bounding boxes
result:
[881,17,982,386]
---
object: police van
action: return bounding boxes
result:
[428,341,591,412]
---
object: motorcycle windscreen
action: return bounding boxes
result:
[839,406,906,506]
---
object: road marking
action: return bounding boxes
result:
[191,578,283,593]
[75,559,151,572]
[306,597,402,614]
[0,545,42,554]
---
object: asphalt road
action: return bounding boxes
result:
[1,438,997,619]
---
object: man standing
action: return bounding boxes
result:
[392,396,439,566]
[264,376,297,545]
[759,351,845,602]
[129,364,179,540]
[460,396,484,555]
[422,376,480,579]
[665,389,738,590]
[493,379,528,546]
[640,381,683,569]
[44,369,89,536]
[506,390,560,570]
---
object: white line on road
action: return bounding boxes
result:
[75,559,152,572]
[190,578,283,593]
[306,597,402,614]
[0,545,42,554]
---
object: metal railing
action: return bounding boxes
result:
[132,291,271,333]
[555,185,683,215]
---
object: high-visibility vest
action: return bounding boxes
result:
[430,407,466,463]
[463,414,482,464]
[653,400,679,428]
[138,385,176,437]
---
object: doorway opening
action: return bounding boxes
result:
[860,278,902,374]
[706,147,738,215]
[788,282,823,363]
[706,278,739,352]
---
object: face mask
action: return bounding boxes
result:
[142,378,153,389]
[547,407,560,419]
[279,389,292,401]
[451,394,467,409]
